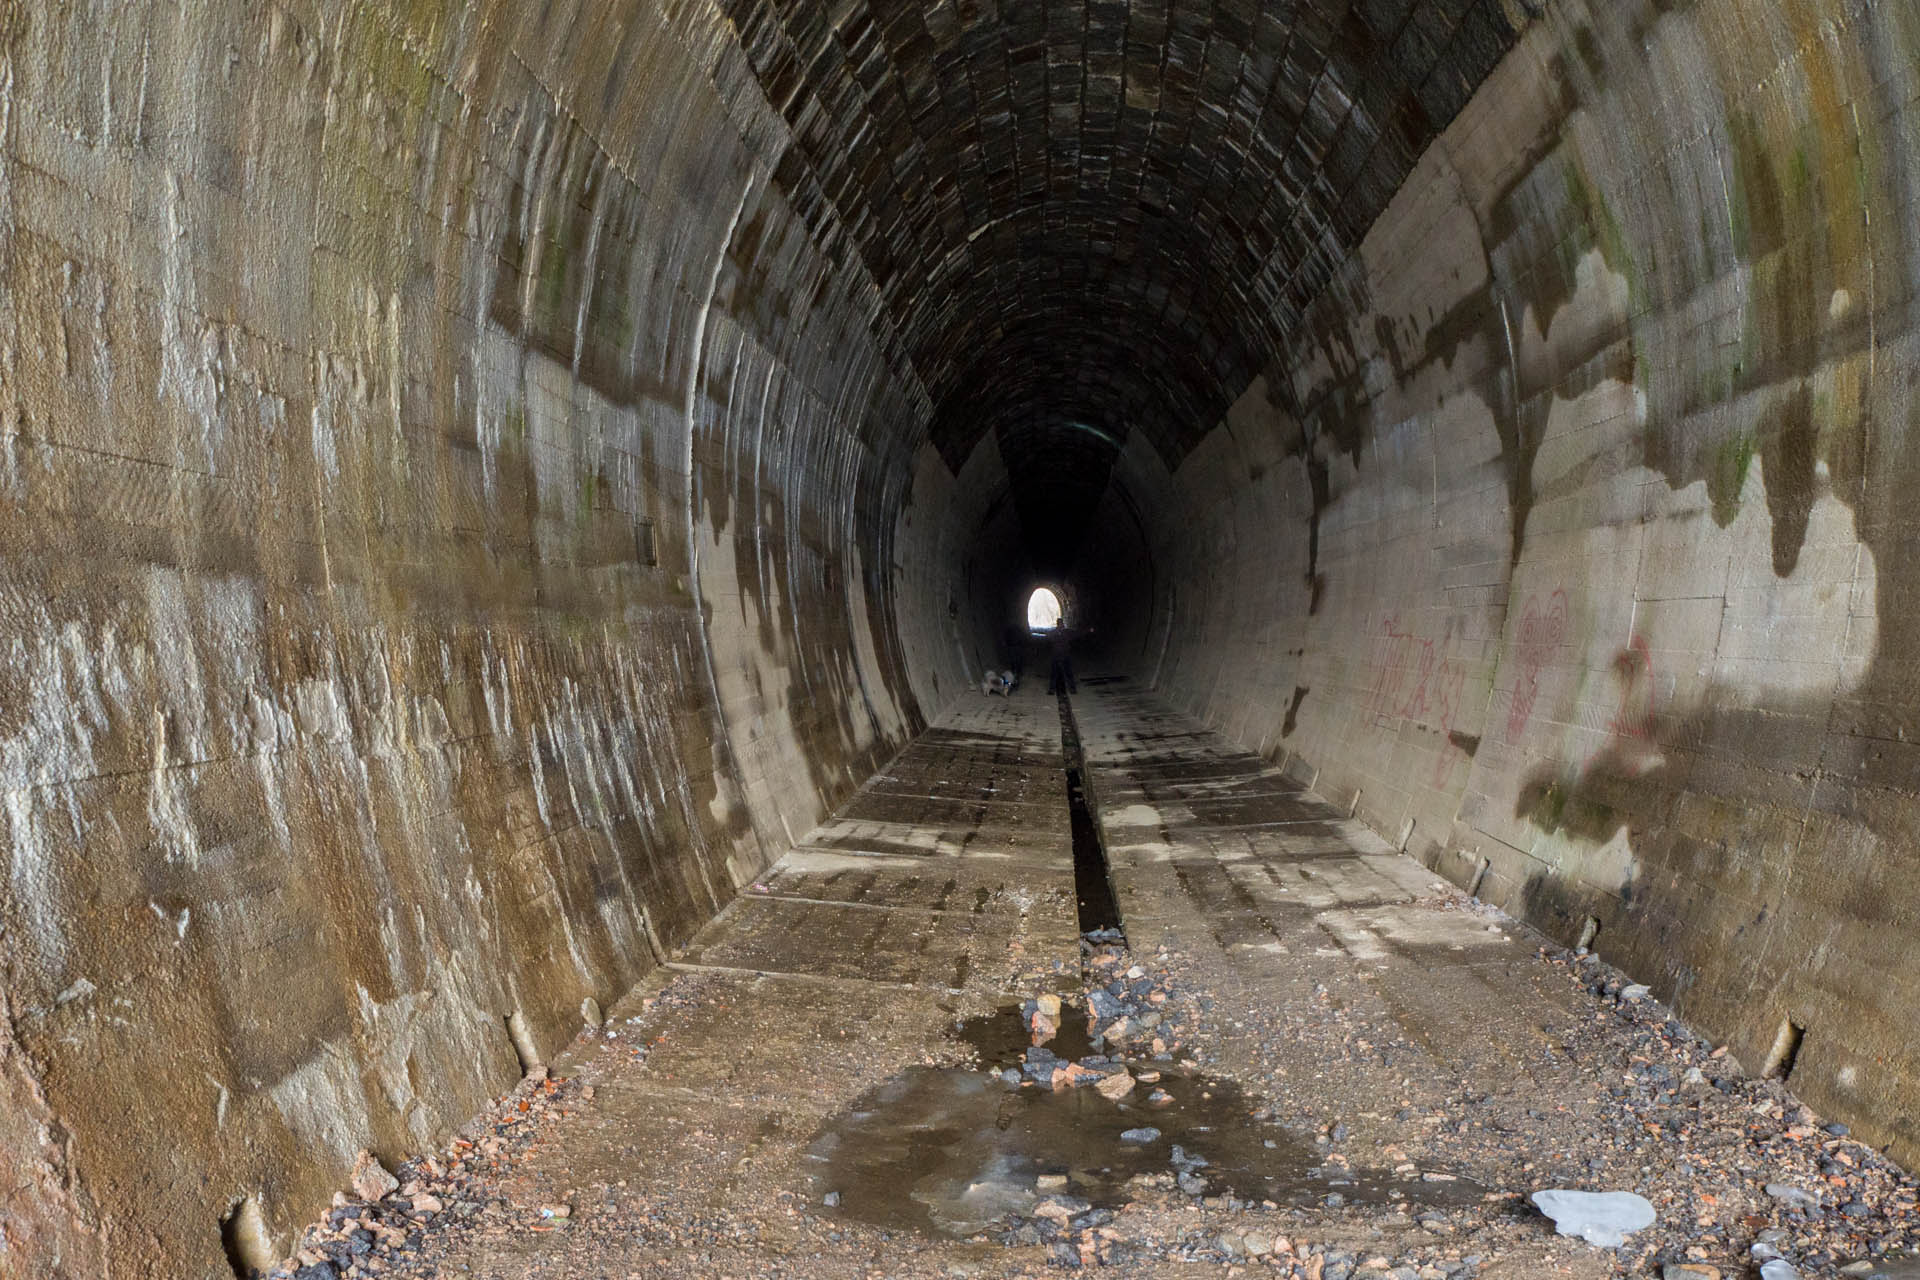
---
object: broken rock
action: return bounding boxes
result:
[350,1151,399,1203]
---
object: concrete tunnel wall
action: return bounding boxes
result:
[3,0,1920,1274]
[0,1,930,1271]
[1103,0,1920,1173]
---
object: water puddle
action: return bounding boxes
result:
[802,1005,1481,1238]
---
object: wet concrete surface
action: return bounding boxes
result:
[298,684,1920,1280]
[806,1002,1482,1241]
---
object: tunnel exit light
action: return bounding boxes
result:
[1027,586,1064,631]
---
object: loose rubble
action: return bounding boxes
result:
[256,693,1920,1280]
[259,927,1920,1280]
[261,1066,582,1278]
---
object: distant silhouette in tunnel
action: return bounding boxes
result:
[1046,624,1085,696]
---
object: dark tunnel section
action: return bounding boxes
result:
[952,450,1164,689]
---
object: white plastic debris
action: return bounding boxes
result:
[1530,1189,1656,1247]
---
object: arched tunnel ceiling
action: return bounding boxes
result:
[721,0,1522,556]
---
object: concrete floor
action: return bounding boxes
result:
[328,682,1918,1280]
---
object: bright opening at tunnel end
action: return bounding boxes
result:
[1027,586,1063,632]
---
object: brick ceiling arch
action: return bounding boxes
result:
[722,0,1521,558]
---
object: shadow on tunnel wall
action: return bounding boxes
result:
[1139,0,1920,1166]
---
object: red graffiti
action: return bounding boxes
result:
[1363,616,1426,726]
[1428,657,1469,786]
[1361,615,1472,786]
[1505,589,1569,742]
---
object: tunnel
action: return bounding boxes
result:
[4,0,1920,1274]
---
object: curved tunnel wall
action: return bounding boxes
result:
[1137,0,1920,1169]
[0,1,928,1270]
[5,0,1920,1274]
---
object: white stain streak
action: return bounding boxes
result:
[159,173,225,469]
[204,1072,230,1128]
[0,611,120,967]
[269,1044,374,1166]
[682,168,763,893]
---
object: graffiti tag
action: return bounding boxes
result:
[1505,589,1568,742]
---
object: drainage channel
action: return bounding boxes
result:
[1056,689,1125,941]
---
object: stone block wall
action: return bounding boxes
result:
[1146,0,1920,1167]
[0,0,929,1271]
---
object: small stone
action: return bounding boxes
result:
[1035,1174,1070,1192]
[1243,1234,1273,1257]
[581,997,603,1029]
[1766,1184,1820,1211]
[350,1151,399,1203]
[410,1194,444,1216]
[1119,1127,1161,1144]
[1146,1088,1173,1108]
[538,1203,571,1219]
[1095,1071,1136,1101]
[1049,1063,1099,1090]
[293,1265,338,1280]
[1033,1195,1090,1223]
[823,1192,841,1208]
[1759,1262,1803,1280]
[1662,1266,1721,1280]
[1620,984,1651,1000]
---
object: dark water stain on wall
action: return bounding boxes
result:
[1758,387,1819,576]
[1282,686,1309,738]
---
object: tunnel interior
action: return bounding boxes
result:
[4,0,1920,1273]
